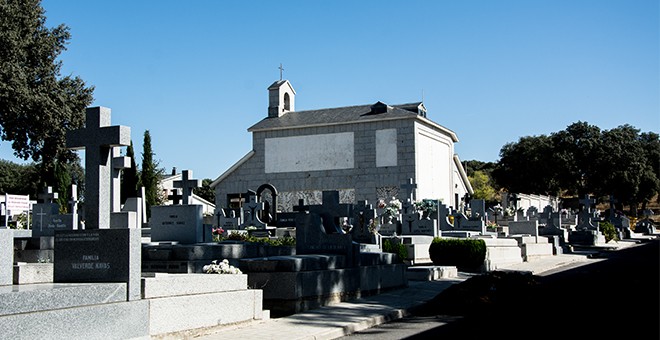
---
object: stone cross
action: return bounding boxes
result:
[38,186,58,203]
[66,107,131,229]
[609,195,618,222]
[307,191,353,234]
[173,170,201,205]
[111,147,131,213]
[400,178,417,203]
[402,210,418,233]
[168,189,183,205]
[34,206,48,232]
[579,195,596,213]
[242,195,266,228]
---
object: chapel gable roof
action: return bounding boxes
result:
[248,102,433,132]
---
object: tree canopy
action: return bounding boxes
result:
[490,121,660,214]
[0,0,94,188]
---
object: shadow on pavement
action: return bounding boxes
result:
[407,239,659,339]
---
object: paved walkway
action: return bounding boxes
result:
[175,238,647,340]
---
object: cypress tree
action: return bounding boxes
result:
[140,130,163,219]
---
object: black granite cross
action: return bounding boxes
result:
[400,178,417,203]
[168,189,183,205]
[579,194,596,213]
[38,186,58,204]
[307,191,353,234]
[173,170,202,205]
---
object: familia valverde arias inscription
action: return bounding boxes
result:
[54,230,127,282]
[54,228,142,301]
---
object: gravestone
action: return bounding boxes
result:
[66,106,131,229]
[378,215,399,236]
[295,209,358,267]
[635,209,656,235]
[569,195,606,245]
[240,193,267,230]
[59,106,141,301]
[31,186,78,237]
[217,208,241,230]
[150,205,204,244]
[351,200,378,244]
[304,191,353,234]
[256,183,278,225]
[437,203,455,231]
[400,178,417,202]
[576,195,599,231]
[150,169,204,243]
[54,228,142,300]
[470,199,486,220]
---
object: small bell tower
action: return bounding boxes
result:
[267,66,296,118]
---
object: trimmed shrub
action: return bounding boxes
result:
[429,237,486,272]
[599,221,619,243]
[382,239,408,263]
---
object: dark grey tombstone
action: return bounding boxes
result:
[306,191,353,234]
[240,195,267,229]
[437,203,454,231]
[54,228,141,300]
[351,200,378,244]
[295,211,357,267]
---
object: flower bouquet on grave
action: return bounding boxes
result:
[212,227,225,242]
[203,259,243,274]
[378,197,402,224]
[414,199,438,218]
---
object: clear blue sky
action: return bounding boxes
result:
[2,0,658,180]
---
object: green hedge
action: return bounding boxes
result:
[382,239,408,263]
[429,237,486,272]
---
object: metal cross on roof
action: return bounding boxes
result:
[279,63,284,80]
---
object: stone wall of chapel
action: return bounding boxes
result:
[214,118,447,213]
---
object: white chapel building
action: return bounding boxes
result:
[210,79,473,214]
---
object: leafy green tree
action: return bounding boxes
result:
[0,159,40,197]
[121,141,141,203]
[639,132,660,210]
[140,130,164,219]
[469,170,498,203]
[195,178,216,203]
[0,0,94,186]
[492,135,558,195]
[591,125,659,215]
[550,122,601,196]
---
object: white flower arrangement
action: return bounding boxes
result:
[378,197,402,217]
[203,259,243,274]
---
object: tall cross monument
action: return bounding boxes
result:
[66,107,131,229]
